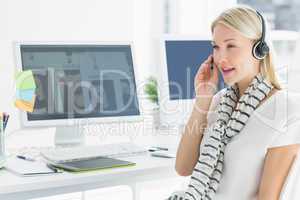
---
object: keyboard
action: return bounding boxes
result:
[40,142,148,163]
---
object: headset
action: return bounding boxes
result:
[252,10,270,60]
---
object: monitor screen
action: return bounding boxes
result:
[165,40,225,100]
[19,44,140,121]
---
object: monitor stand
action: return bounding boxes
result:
[54,126,85,147]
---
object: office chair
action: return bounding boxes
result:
[289,34,300,93]
[279,149,300,200]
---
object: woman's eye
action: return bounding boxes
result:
[212,45,218,49]
[227,45,236,48]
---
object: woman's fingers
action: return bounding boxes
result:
[195,55,217,84]
[212,62,219,80]
[204,55,213,65]
[210,62,219,93]
[196,63,209,82]
[193,55,218,98]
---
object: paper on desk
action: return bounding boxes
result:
[14,96,36,113]
[5,157,56,177]
[16,70,36,90]
[16,89,35,102]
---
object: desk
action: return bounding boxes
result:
[0,154,177,200]
[1,123,182,200]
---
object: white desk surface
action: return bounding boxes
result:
[0,154,177,200]
[0,127,181,200]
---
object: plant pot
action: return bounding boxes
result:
[152,107,160,129]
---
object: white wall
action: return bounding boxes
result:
[177,0,236,35]
[0,0,134,132]
[0,0,238,135]
[133,0,153,79]
[133,0,167,78]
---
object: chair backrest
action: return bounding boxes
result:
[289,35,300,93]
[279,149,300,200]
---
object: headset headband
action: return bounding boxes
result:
[255,10,266,44]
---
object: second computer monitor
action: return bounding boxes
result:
[158,36,225,127]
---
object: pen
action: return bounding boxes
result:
[150,152,175,158]
[150,146,168,151]
[17,155,36,162]
[155,147,168,151]
[3,114,9,130]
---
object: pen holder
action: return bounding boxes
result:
[0,127,6,169]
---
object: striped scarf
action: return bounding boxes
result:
[168,73,273,200]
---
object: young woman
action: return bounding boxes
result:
[168,5,300,200]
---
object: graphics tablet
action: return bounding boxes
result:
[49,156,136,172]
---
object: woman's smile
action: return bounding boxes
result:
[221,67,236,77]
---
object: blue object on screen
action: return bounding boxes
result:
[16,89,35,102]
[165,40,225,100]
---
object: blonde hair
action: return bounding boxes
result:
[211,5,282,90]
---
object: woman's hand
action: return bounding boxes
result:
[175,56,219,176]
[194,55,219,111]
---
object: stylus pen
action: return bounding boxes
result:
[150,146,168,151]
[150,152,175,158]
[16,155,36,162]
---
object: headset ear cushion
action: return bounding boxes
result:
[260,42,270,55]
[252,41,269,60]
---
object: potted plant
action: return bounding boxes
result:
[144,76,160,128]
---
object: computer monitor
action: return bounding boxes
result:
[158,36,226,128]
[14,42,142,146]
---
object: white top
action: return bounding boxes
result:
[200,89,300,200]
